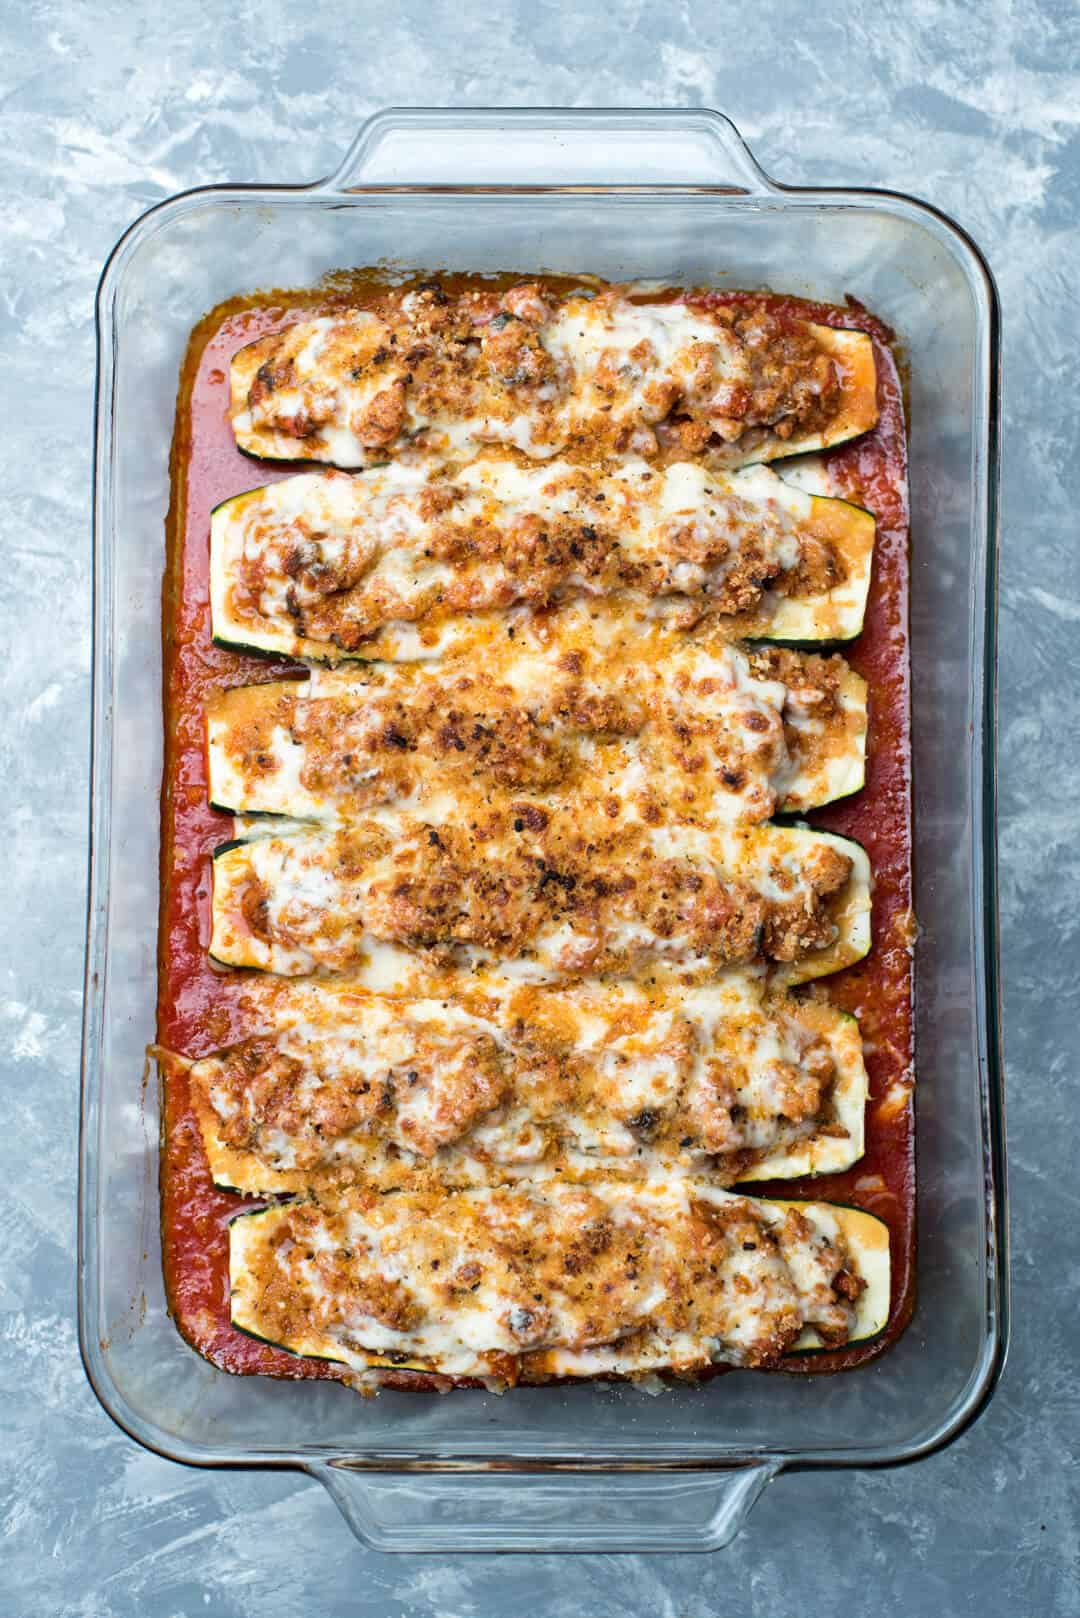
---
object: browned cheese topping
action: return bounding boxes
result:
[191,982,858,1190]
[207,636,861,831]
[210,454,871,664]
[229,283,873,472]
[204,275,885,1388]
[214,811,854,979]
[230,1179,866,1380]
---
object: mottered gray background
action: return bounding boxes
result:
[2,0,1077,1612]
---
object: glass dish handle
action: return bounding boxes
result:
[306,1460,780,1553]
[319,107,778,193]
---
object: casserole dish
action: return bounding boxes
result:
[80,107,1006,1552]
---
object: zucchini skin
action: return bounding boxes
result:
[210,837,250,860]
[230,1315,345,1368]
[210,632,373,665]
[208,804,307,823]
[210,633,278,661]
[749,629,861,649]
[232,443,326,473]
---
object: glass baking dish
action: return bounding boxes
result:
[80,107,1006,1553]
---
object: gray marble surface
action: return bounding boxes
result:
[2,0,1077,1612]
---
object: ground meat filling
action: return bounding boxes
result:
[748,646,847,715]
[212,278,879,1386]
[237,1183,863,1378]
[676,298,843,454]
[313,689,569,795]
[235,283,847,467]
[213,663,793,825]
[222,459,831,654]
[224,814,853,978]
[365,833,754,966]
[206,1027,511,1168]
[193,997,842,1184]
[759,842,852,962]
[747,646,852,792]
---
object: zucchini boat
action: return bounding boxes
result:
[746,646,868,813]
[774,829,872,988]
[228,1181,890,1382]
[206,643,867,829]
[229,285,877,473]
[768,1200,891,1353]
[208,815,871,984]
[208,458,876,663]
[707,321,880,469]
[182,978,866,1194]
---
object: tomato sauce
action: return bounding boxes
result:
[158,282,913,1384]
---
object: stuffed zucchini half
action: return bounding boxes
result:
[228,1181,891,1382]
[208,459,875,664]
[182,978,866,1195]
[208,817,872,986]
[205,645,867,830]
[714,321,879,468]
[229,286,877,474]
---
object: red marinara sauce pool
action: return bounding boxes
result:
[158,282,914,1384]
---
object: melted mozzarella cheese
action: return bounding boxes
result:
[208,288,885,1391]
[209,815,867,985]
[229,1179,888,1379]
[207,633,867,832]
[542,298,747,434]
[229,288,878,472]
[208,457,874,663]
[187,977,866,1193]
[230,311,411,470]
